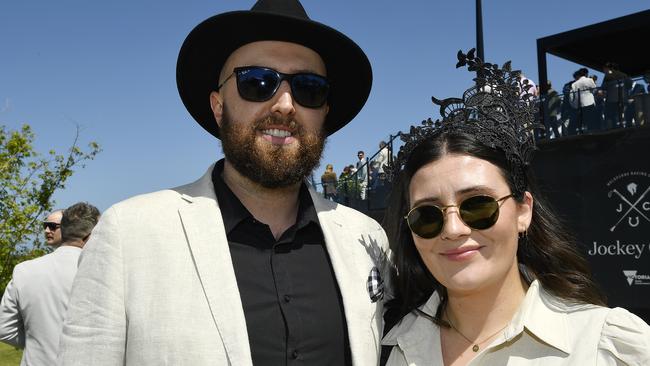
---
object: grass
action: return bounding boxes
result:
[0,342,22,366]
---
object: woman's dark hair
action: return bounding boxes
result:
[382,131,606,324]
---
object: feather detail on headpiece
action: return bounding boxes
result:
[384,49,543,197]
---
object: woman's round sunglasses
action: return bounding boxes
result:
[405,194,513,239]
[217,66,330,108]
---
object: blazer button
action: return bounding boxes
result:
[284,295,291,303]
[291,350,299,359]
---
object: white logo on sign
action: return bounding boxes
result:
[627,183,637,195]
[606,172,650,232]
[623,270,637,286]
[622,270,650,286]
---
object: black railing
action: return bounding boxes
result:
[538,76,648,139]
[310,77,649,213]
[311,133,402,213]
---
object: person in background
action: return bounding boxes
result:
[591,74,605,129]
[626,78,647,126]
[356,150,369,200]
[570,68,598,132]
[561,78,577,135]
[371,141,390,189]
[336,165,355,205]
[542,81,562,138]
[43,210,64,247]
[0,202,100,366]
[381,51,650,366]
[320,164,338,201]
[600,62,631,129]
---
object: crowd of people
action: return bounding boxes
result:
[318,141,392,204]
[541,64,649,138]
[1,1,649,365]
[319,63,650,205]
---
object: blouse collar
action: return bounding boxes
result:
[382,280,574,357]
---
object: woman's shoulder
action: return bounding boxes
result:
[537,285,650,364]
[597,307,650,365]
[382,292,442,346]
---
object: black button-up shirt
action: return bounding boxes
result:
[212,160,351,365]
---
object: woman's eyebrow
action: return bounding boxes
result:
[457,185,498,196]
[410,185,498,207]
[411,196,441,208]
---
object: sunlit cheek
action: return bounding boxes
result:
[413,237,439,268]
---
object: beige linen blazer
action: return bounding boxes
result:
[58,164,391,366]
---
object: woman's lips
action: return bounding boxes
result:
[441,246,482,261]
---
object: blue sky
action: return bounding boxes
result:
[2,0,648,212]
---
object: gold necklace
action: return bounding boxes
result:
[445,310,509,353]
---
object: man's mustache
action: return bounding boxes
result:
[254,115,299,132]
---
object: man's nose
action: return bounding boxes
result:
[270,82,296,117]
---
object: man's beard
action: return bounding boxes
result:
[219,105,326,188]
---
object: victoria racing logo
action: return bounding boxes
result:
[606,171,650,232]
[622,270,650,286]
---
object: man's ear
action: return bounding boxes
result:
[210,91,224,128]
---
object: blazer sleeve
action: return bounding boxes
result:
[57,206,127,365]
[0,275,25,348]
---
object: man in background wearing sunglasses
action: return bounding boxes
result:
[59,1,390,365]
[1,202,100,366]
[43,210,63,247]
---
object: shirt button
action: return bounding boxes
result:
[284,295,291,303]
[291,350,299,359]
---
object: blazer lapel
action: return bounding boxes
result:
[311,190,375,365]
[176,168,252,366]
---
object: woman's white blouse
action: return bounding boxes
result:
[382,280,650,365]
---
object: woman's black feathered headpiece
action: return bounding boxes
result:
[385,49,542,197]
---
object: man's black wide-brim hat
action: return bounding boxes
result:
[176,0,372,139]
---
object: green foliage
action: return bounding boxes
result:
[337,174,361,199]
[0,124,100,293]
[0,342,22,366]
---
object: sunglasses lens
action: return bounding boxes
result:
[460,195,500,230]
[236,68,279,101]
[407,206,444,239]
[43,222,59,230]
[291,74,329,107]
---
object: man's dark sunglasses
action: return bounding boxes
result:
[217,66,330,108]
[405,194,513,239]
[43,222,61,231]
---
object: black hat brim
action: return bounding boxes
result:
[176,11,372,139]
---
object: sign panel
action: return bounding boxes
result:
[534,127,650,322]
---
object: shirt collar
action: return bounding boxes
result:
[506,280,572,354]
[55,244,83,253]
[211,159,319,234]
[382,292,442,347]
[381,293,443,365]
[382,280,573,355]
